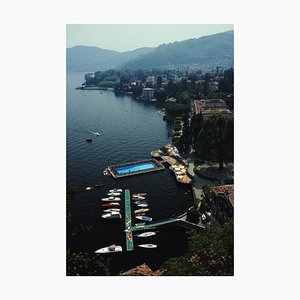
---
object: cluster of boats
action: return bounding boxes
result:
[101,188,123,219]
[132,193,152,222]
[95,190,157,253]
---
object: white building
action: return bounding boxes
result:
[142,88,155,100]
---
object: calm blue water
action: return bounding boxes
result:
[67,72,195,275]
[116,162,155,174]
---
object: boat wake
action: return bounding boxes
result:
[67,127,87,134]
[87,130,100,136]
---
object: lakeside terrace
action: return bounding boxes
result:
[151,145,193,185]
[108,159,164,178]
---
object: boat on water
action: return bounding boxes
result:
[103,208,120,212]
[135,215,152,222]
[135,222,146,226]
[133,193,147,197]
[101,197,121,202]
[108,192,121,196]
[134,208,149,214]
[109,189,123,193]
[134,201,148,205]
[132,196,145,200]
[86,138,92,142]
[101,212,122,219]
[137,204,148,208]
[102,202,120,207]
[136,232,156,238]
[85,186,93,190]
[135,212,146,216]
[94,244,122,253]
[138,244,157,249]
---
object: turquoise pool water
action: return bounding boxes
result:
[116,162,156,174]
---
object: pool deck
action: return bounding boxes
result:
[108,159,165,178]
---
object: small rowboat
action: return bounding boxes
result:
[138,244,157,249]
[137,204,148,208]
[135,213,146,216]
[133,193,147,197]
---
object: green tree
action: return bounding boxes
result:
[163,220,234,276]
[195,114,233,170]
[154,89,167,102]
[67,251,109,276]
[186,208,200,224]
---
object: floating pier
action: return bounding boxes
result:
[108,159,164,178]
[125,189,134,251]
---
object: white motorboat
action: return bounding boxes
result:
[102,197,121,202]
[132,193,147,197]
[138,244,157,249]
[135,215,152,222]
[134,201,148,205]
[85,187,93,190]
[134,208,149,214]
[101,212,122,219]
[136,232,156,238]
[103,208,121,212]
[135,222,146,226]
[94,244,122,253]
[132,196,145,200]
[109,189,123,193]
[107,192,121,196]
[137,204,148,208]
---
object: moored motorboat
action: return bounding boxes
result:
[135,212,146,216]
[103,208,120,212]
[102,202,120,207]
[136,232,156,238]
[108,192,121,196]
[134,201,148,205]
[132,196,145,200]
[134,208,149,214]
[132,193,147,197]
[138,244,157,249]
[109,189,123,193]
[137,204,148,207]
[101,211,122,219]
[135,222,146,226]
[135,215,152,222]
[94,244,122,253]
[101,197,121,201]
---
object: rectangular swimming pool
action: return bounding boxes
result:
[108,159,165,178]
[116,162,156,174]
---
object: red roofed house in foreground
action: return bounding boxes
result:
[210,184,234,224]
[121,263,165,276]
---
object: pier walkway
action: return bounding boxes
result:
[124,189,204,252]
[125,189,134,251]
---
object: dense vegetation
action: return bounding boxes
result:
[194,114,234,170]
[67,188,110,276]
[163,219,233,276]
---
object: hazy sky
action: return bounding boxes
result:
[67,24,233,52]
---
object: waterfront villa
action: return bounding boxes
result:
[142,88,155,100]
[193,99,233,120]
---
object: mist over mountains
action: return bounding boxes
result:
[67,30,233,72]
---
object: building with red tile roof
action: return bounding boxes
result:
[210,184,234,224]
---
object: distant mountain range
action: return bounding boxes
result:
[66,46,155,72]
[67,30,233,72]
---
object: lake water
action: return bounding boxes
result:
[67,72,195,275]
